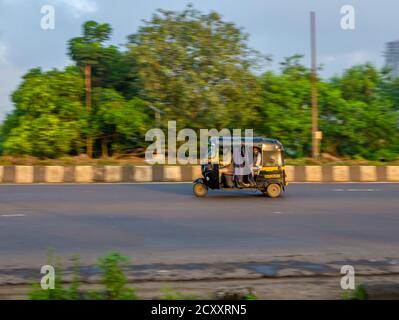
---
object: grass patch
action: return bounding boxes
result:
[342,285,368,300]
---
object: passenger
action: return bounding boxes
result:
[234,144,257,188]
[234,144,249,187]
[253,147,262,172]
[246,147,260,187]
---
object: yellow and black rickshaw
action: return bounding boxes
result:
[193,137,287,198]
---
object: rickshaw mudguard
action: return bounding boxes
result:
[194,178,205,185]
[201,164,220,189]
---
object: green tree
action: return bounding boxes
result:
[92,88,149,157]
[127,5,264,130]
[1,67,87,158]
[259,58,399,160]
[69,23,139,97]
[68,21,142,156]
[68,20,113,157]
[327,64,399,160]
[258,56,313,157]
[68,20,114,87]
[331,63,379,104]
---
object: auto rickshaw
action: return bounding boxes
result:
[193,137,287,198]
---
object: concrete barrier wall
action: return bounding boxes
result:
[0,165,398,183]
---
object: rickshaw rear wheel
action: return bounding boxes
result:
[193,182,208,197]
[265,183,282,198]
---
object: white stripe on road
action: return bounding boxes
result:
[333,189,380,192]
[1,214,26,218]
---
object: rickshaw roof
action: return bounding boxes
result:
[210,137,284,150]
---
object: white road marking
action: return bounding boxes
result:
[0,214,26,218]
[333,189,380,192]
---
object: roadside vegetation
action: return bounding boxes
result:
[29,251,373,300]
[342,285,368,300]
[28,252,261,300]
[1,4,399,162]
[27,252,205,300]
[29,252,137,300]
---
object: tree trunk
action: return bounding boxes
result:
[101,138,108,158]
[85,64,93,158]
[113,133,120,156]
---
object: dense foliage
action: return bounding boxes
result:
[127,6,263,130]
[1,67,87,158]
[1,6,398,160]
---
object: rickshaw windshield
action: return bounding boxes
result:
[208,144,216,158]
[262,150,283,166]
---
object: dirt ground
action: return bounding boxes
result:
[1,274,399,300]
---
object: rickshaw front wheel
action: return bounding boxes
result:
[265,183,282,198]
[193,182,208,197]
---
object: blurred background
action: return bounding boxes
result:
[0,0,399,163]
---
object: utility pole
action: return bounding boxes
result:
[85,64,93,158]
[310,11,321,160]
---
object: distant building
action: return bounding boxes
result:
[384,41,399,78]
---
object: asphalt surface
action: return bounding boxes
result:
[0,183,398,268]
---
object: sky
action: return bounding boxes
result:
[0,0,398,120]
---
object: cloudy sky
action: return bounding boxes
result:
[0,0,398,120]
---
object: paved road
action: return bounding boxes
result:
[0,183,398,268]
